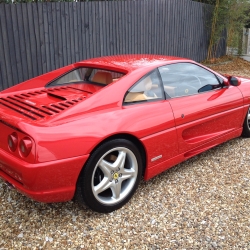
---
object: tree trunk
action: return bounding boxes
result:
[207,0,220,61]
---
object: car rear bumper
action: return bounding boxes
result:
[0,148,89,203]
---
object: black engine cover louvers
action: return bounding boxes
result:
[0,87,81,121]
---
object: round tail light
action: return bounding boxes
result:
[19,137,33,157]
[8,133,18,152]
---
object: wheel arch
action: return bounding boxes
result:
[74,133,147,208]
[87,133,147,177]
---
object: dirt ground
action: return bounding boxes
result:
[204,56,250,78]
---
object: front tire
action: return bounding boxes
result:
[242,107,250,137]
[76,139,143,213]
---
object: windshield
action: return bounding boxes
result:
[47,68,125,87]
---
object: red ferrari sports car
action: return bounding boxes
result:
[0,54,249,213]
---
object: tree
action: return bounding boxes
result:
[245,7,250,28]
[193,0,250,60]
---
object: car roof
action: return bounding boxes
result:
[78,54,188,72]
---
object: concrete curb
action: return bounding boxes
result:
[241,55,250,62]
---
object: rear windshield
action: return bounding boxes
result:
[47,68,125,87]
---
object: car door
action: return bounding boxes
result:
[158,62,244,155]
[123,69,179,170]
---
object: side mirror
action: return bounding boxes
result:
[228,76,241,86]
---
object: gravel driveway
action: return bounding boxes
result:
[1,58,250,249]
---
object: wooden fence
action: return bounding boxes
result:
[0,0,226,90]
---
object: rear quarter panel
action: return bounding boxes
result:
[26,100,177,166]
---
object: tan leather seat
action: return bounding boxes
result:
[143,76,158,98]
[164,85,176,97]
[124,76,157,103]
[143,76,153,91]
[92,71,113,85]
[124,92,146,102]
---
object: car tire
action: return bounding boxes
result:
[242,107,250,137]
[76,139,143,213]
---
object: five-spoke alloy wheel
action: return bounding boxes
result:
[76,139,143,213]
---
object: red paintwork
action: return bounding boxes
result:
[0,54,250,203]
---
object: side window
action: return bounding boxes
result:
[124,70,164,104]
[158,63,222,98]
